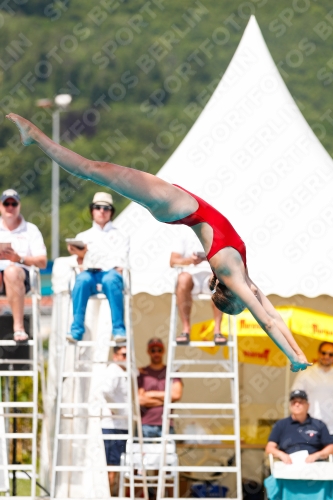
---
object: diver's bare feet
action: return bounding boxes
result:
[6,113,37,146]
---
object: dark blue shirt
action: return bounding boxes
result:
[268,415,333,455]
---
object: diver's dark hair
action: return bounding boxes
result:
[209,275,239,315]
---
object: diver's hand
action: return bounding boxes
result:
[290,355,312,372]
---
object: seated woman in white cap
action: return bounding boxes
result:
[66,192,129,342]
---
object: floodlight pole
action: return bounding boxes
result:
[52,108,60,261]
[36,94,71,260]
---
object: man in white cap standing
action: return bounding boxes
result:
[0,189,47,341]
[67,192,129,342]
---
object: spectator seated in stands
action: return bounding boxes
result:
[0,189,47,342]
[266,389,333,464]
[170,226,226,345]
[66,192,129,342]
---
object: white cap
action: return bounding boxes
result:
[92,192,113,206]
[1,189,20,203]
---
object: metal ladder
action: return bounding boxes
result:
[157,275,242,500]
[50,268,148,500]
[0,267,45,500]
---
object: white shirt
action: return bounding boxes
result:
[76,221,129,271]
[172,226,211,275]
[99,363,128,430]
[0,216,47,270]
[51,255,79,294]
[292,363,333,433]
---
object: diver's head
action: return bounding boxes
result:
[209,275,245,315]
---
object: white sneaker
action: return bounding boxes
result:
[113,335,127,344]
[66,334,78,344]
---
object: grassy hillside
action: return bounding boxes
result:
[1,0,333,254]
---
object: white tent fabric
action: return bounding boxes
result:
[114,15,333,298]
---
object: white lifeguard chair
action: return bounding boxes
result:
[0,266,45,499]
[49,262,149,500]
[157,267,242,500]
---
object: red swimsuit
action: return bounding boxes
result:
[167,185,247,266]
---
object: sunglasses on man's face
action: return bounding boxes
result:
[320,351,333,357]
[93,205,111,211]
[117,352,127,358]
[3,201,19,207]
[149,348,163,354]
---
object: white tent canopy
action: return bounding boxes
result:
[114,15,333,298]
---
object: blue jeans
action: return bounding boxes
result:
[71,269,126,340]
[102,428,128,465]
[142,425,174,438]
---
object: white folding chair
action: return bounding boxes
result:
[119,438,179,498]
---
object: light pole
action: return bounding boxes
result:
[36,94,72,260]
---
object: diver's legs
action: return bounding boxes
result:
[6,113,198,223]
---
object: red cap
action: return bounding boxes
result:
[147,337,164,348]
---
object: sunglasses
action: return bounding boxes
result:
[3,201,19,207]
[93,205,111,211]
[117,352,127,358]
[149,348,163,353]
[320,351,333,357]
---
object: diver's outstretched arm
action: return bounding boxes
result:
[6,113,198,222]
[252,283,307,358]
[245,296,310,371]
[222,274,311,372]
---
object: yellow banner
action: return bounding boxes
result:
[190,306,333,366]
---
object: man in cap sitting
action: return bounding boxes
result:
[67,192,129,342]
[266,389,333,464]
[0,189,47,341]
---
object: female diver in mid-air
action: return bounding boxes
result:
[6,113,311,372]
